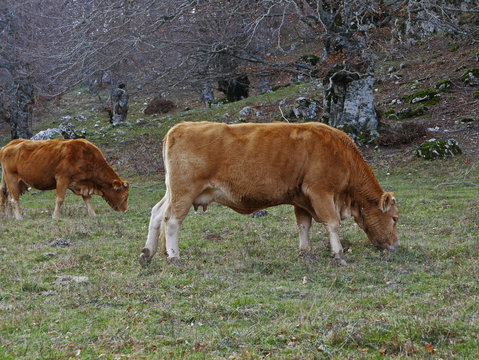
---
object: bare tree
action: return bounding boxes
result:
[2,0,477,140]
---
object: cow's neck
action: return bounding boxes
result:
[91,159,119,190]
[350,159,384,206]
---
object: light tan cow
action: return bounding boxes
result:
[0,138,129,219]
[140,121,399,266]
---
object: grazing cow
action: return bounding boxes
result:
[0,138,129,219]
[139,121,399,267]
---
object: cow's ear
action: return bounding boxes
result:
[379,192,396,213]
[112,180,122,191]
[123,181,129,188]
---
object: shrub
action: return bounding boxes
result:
[375,122,427,146]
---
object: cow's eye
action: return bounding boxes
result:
[392,216,398,224]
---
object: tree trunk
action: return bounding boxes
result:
[322,70,378,142]
[200,81,214,107]
[2,80,34,139]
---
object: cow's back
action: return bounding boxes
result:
[0,139,107,191]
[163,122,363,210]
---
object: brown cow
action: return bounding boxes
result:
[139,121,399,266]
[0,138,129,219]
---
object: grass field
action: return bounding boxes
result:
[1,151,478,358]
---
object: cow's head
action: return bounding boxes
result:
[354,192,399,251]
[103,179,129,212]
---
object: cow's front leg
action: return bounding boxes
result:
[310,192,347,266]
[53,178,68,219]
[325,222,347,266]
[82,195,96,216]
[294,206,312,253]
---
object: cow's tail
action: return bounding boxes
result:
[159,217,167,255]
[0,166,7,214]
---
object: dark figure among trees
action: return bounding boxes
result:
[110,83,129,125]
[218,76,250,103]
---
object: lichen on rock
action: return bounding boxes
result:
[415,139,462,160]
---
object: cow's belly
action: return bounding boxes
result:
[18,174,57,191]
[193,186,293,214]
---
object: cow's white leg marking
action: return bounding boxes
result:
[164,215,181,259]
[11,197,22,220]
[82,195,96,216]
[3,173,22,220]
[140,196,167,267]
[325,222,347,266]
[325,222,342,255]
[294,206,312,252]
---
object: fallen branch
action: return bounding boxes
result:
[434,181,478,189]
[279,105,289,122]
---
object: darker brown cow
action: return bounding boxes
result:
[140,121,399,266]
[0,138,129,219]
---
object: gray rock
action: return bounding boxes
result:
[30,128,62,140]
[50,238,71,247]
[55,275,89,285]
[238,106,261,121]
[252,210,268,218]
[291,97,319,121]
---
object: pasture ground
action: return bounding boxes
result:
[1,157,478,359]
[1,37,479,359]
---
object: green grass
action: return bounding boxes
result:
[1,156,478,359]
[1,83,478,358]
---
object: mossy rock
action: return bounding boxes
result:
[207,98,229,107]
[415,139,462,160]
[435,80,453,92]
[336,124,377,145]
[474,90,479,99]
[449,43,460,52]
[271,83,290,92]
[460,68,479,86]
[383,108,398,120]
[397,106,427,119]
[403,89,440,105]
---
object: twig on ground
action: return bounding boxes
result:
[434,181,478,188]
[279,105,289,122]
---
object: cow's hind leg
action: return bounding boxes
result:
[3,173,22,220]
[162,200,191,263]
[140,195,168,267]
[53,177,69,219]
[0,171,9,217]
[294,206,312,253]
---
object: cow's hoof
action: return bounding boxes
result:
[167,257,180,266]
[139,248,151,268]
[333,254,348,267]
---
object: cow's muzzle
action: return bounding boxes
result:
[376,240,400,252]
[389,240,400,251]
